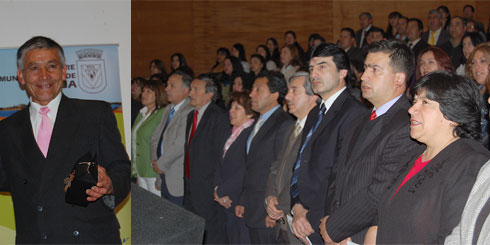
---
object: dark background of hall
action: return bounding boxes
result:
[131,0,490,77]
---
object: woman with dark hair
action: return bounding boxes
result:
[231,72,253,93]
[438,5,451,31]
[249,54,267,78]
[219,56,244,104]
[131,77,145,126]
[386,11,402,39]
[170,53,195,78]
[211,47,231,73]
[214,91,256,244]
[280,44,303,83]
[417,46,454,79]
[267,37,281,67]
[232,43,250,73]
[256,44,277,71]
[132,79,167,196]
[367,72,490,244]
[149,59,168,77]
[456,32,486,76]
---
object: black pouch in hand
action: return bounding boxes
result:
[64,152,98,207]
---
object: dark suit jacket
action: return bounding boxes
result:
[421,29,451,47]
[295,89,367,242]
[239,107,294,228]
[440,40,464,69]
[355,26,379,49]
[411,39,429,60]
[346,47,360,62]
[0,95,131,244]
[184,102,231,243]
[325,95,419,243]
[377,139,490,244]
[214,126,253,208]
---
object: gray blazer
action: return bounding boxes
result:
[150,98,193,196]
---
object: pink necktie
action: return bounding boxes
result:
[37,107,52,157]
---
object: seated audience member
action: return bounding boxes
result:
[339,27,360,62]
[232,43,250,73]
[356,12,379,50]
[417,46,454,79]
[440,16,467,69]
[466,43,490,148]
[365,27,385,47]
[284,30,306,63]
[396,16,409,42]
[249,54,268,79]
[149,58,168,76]
[220,56,244,105]
[456,32,486,75]
[211,47,230,73]
[406,18,429,59]
[305,33,326,62]
[256,44,278,71]
[437,5,451,31]
[267,37,281,67]
[462,4,485,33]
[385,11,402,40]
[214,91,256,244]
[422,9,451,46]
[132,80,166,196]
[170,52,195,78]
[280,44,303,83]
[446,70,490,244]
[231,72,253,93]
[371,72,490,244]
[131,77,145,126]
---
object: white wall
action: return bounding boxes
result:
[0,0,131,153]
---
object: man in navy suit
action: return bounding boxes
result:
[0,36,130,243]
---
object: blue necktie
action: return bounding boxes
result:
[156,107,175,158]
[290,104,326,205]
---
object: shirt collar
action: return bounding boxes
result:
[173,98,188,112]
[321,87,346,114]
[259,104,281,123]
[373,94,402,117]
[29,92,62,123]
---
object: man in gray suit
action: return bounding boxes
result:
[151,70,193,206]
[421,9,451,46]
[264,72,318,244]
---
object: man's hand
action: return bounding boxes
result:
[291,203,314,242]
[266,196,284,220]
[151,160,163,174]
[86,165,114,201]
[235,205,245,218]
[265,215,276,228]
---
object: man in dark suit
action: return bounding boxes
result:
[235,72,293,243]
[289,43,367,244]
[319,40,419,243]
[0,36,130,243]
[355,12,379,50]
[421,9,451,46]
[264,71,318,244]
[339,28,360,63]
[183,75,231,244]
[406,18,429,59]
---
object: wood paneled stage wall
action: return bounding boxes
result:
[132,0,489,78]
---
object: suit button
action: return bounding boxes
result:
[37,205,43,212]
[73,230,79,236]
[41,232,48,240]
[23,179,28,184]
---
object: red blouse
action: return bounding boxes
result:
[393,154,431,197]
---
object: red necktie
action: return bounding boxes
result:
[370,110,377,120]
[185,110,198,179]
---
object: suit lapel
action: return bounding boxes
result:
[249,108,281,155]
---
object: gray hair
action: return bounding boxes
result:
[17,36,65,71]
[171,70,192,89]
[428,9,442,19]
[289,71,314,96]
[196,75,218,102]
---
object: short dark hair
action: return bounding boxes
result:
[413,71,482,140]
[408,18,424,31]
[256,71,288,105]
[366,27,385,39]
[389,11,402,19]
[452,16,467,26]
[341,27,356,39]
[17,36,65,71]
[367,40,415,85]
[308,33,321,42]
[463,4,475,13]
[311,43,354,86]
[285,30,297,39]
[217,47,230,57]
[359,12,372,20]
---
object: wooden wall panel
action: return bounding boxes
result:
[132,0,489,78]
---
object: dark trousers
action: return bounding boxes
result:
[159,174,183,206]
[224,206,251,244]
[248,227,276,244]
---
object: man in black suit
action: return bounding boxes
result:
[406,18,429,59]
[355,12,378,50]
[289,43,367,244]
[0,36,130,243]
[235,72,293,243]
[339,28,360,62]
[183,75,231,244]
[264,71,318,244]
[319,40,419,243]
[421,9,451,46]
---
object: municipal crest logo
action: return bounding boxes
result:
[76,49,107,94]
